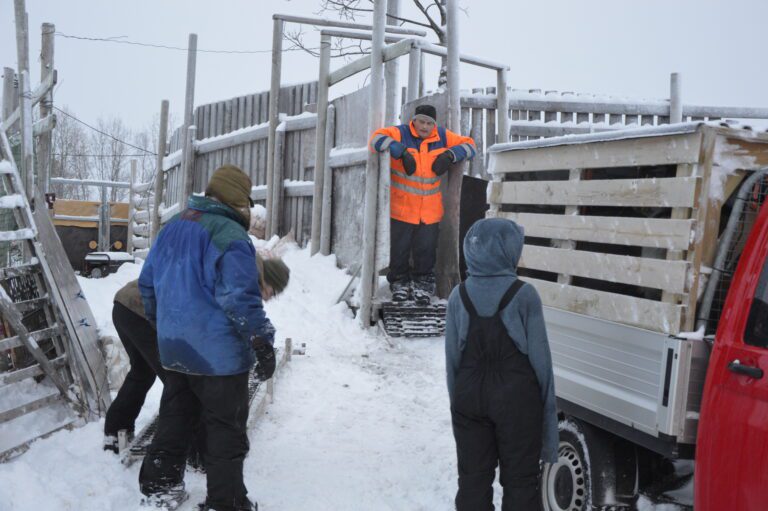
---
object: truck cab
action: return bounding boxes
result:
[696,196,768,510]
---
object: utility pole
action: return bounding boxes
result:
[38,23,55,194]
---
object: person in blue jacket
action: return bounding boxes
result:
[138,164,274,511]
[445,218,558,511]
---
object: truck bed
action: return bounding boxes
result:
[545,305,709,454]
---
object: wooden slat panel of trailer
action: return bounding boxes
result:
[519,245,690,294]
[489,132,702,173]
[490,212,695,251]
[489,177,699,208]
[523,277,683,334]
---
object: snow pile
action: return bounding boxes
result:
[0,245,461,510]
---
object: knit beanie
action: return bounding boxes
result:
[262,258,290,295]
[206,164,254,210]
[414,104,437,124]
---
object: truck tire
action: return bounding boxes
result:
[541,419,591,511]
[541,417,638,511]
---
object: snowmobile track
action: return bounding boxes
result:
[381,301,446,338]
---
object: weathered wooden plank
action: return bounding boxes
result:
[523,277,683,334]
[0,355,67,386]
[520,245,689,293]
[0,325,60,353]
[490,177,699,208]
[195,124,269,155]
[489,132,702,173]
[489,211,695,250]
[0,393,62,424]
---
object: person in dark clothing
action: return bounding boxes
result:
[138,164,285,511]
[103,280,165,452]
[445,218,558,511]
[369,104,476,304]
[103,255,290,455]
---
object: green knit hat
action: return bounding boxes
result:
[205,164,254,210]
[262,258,290,295]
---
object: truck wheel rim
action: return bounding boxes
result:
[544,443,587,511]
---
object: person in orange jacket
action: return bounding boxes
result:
[370,104,477,304]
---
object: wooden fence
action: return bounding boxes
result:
[458,86,768,179]
[156,78,768,263]
[161,82,318,245]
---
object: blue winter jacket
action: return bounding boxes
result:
[138,195,275,376]
[445,218,558,463]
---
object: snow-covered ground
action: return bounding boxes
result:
[0,243,686,510]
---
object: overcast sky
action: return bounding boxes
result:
[1,0,767,134]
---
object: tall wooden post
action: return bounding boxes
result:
[446,1,460,132]
[435,0,463,298]
[180,34,197,201]
[266,18,284,238]
[38,22,55,194]
[320,104,335,256]
[670,72,683,124]
[310,33,331,255]
[496,67,510,145]
[98,186,109,251]
[359,0,388,328]
[127,160,136,254]
[19,71,34,196]
[406,46,421,104]
[14,1,30,75]
[151,100,169,242]
[384,0,401,124]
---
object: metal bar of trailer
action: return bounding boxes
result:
[328,38,414,86]
[272,13,426,36]
[50,178,130,189]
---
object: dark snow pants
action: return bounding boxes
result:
[452,282,544,511]
[140,370,251,510]
[387,218,440,284]
[104,302,165,436]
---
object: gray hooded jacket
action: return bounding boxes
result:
[445,218,558,464]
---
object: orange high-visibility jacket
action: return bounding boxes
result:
[369,122,476,225]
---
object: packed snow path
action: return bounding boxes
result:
[0,245,683,510]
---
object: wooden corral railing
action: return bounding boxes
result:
[160,82,318,246]
[459,74,768,178]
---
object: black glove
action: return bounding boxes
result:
[401,151,417,176]
[251,337,276,381]
[432,150,455,176]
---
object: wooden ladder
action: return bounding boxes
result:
[0,128,110,461]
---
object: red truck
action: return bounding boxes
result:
[486,123,768,510]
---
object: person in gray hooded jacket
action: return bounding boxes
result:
[445,217,558,510]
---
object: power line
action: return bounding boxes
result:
[52,107,157,155]
[55,32,314,55]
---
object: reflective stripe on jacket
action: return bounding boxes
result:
[369,122,476,225]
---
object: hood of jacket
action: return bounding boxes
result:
[463,218,524,278]
[187,195,249,230]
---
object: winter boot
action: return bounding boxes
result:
[412,274,436,305]
[140,484,189,510]
[390,279,411,302]
[103,429,134,454]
